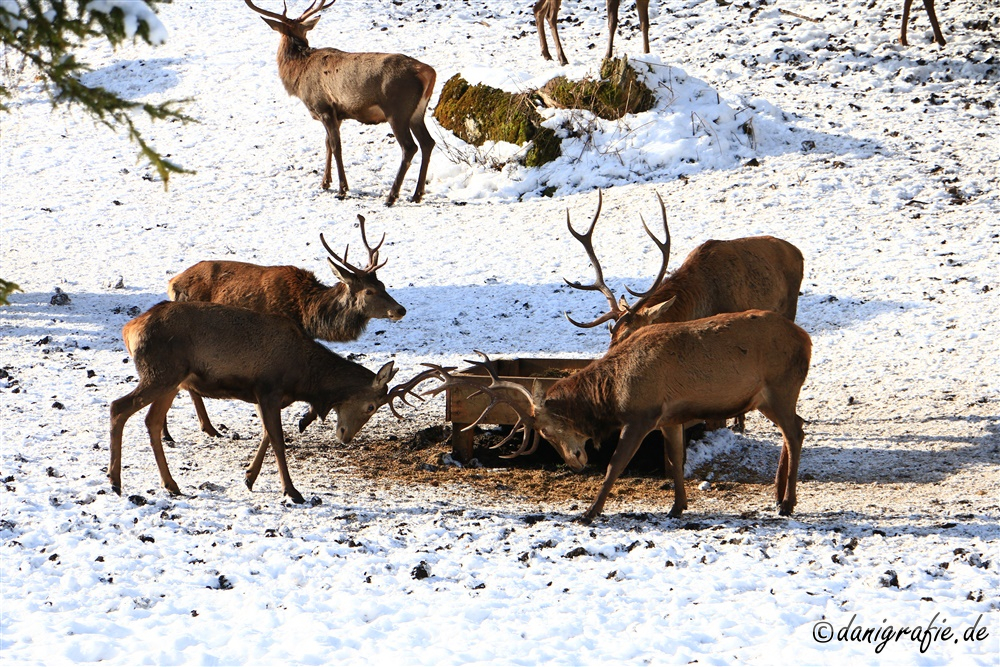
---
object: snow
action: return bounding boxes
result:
[1,0,998,664]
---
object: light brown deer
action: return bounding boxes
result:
[246,0,436,205]
[166,216,405,439]
[534,0,650,66]
[564,190,803,435]
[109,301,439,503]
[428,313,811,521]
[900,0,946,46]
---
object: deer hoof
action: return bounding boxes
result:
[110,482,122,496]
[668,504,685,518]
[287,490,306,504]
[778,501,794,516]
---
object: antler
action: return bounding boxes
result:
[384,366,452,419]
[244,0,333,23]
[423,352,541,458]
[623,191,671,304]
[244,0,291,22]
[320,214,388,276]
[563,190,626,329]
[297,0,334,21]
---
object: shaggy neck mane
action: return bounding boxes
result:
[546,363,620,434]
[276,35,314,96]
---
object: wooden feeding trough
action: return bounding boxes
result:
[444,357,593,462]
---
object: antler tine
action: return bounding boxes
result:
[298,0,335,21]
[385,367,452,418]
[244,0,290,22]
[500,429,541,458]
[624,191,671,304]
[563,190,625,328]
[356,215,388,274]
[320,231,366,275]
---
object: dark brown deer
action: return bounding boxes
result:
[109,301,439,503]
[428,313,811,521]
[534,0,650,66]
[900,0,946,46]
[166,216,405,439]
[564,190,803,434]
[246,0,436,205]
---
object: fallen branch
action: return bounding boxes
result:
[779,8,824,23]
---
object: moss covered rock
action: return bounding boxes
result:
[433,74,561,167]
[538,57,655,120]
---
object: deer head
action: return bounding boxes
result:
[321,215,406,321]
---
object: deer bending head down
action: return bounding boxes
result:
[245,0,437,205]
[534,0,651,66]
[166,216,405,439]
[109,301,440,503]
[429,314,811,521]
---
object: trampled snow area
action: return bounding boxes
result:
[1,0,999,664]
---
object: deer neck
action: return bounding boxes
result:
[275,35,315,97]
[302,282,369,343]
[302,345,374,406]
[546,366,620,435]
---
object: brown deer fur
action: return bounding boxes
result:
[109,301,405,504]
[246,0,436,205]
[534,0,650,66]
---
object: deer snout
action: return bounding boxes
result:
[388,305,406,320]
[337,425,353,444]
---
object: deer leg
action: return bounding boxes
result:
[386,117,418,207]
[534,0,554,61]
[547,13,569,66]
[923,0,946,46]
[409,113,435,203]
[245,431,270,492]
[900,0,914,45]
[758,403,805,516]
[662,424,688,517]
[144,390,182,495]
[605,0,621,59]
[190,391,221,437]
[298,407,318,433]
[255,401,305,503]
[732,413,746,433]
[321,114,348,196]
[583,419,655,521]
[109,384,170,495]
[637,0,650,53]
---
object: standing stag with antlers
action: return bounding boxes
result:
[245,0,437,205]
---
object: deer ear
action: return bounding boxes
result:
[374,361,396,389]
[531,379,546,407]
[301,16,321,31]
[327,258,357,286]
[261,17,291,35]
[644,295,678,321]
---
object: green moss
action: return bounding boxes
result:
[539,56,655,120]
[433,74,561,166]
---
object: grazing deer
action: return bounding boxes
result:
[166,216,405,439]
[564,190,803,435]
[245,0,437,205]
[429,314,811,521]
[109,301,438,503]
[534,0,650,66]
[900,0,946,46]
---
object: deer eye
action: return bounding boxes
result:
[366,404,375,413]
[364,288,375,296]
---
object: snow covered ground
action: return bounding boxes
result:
[2,0,998,663]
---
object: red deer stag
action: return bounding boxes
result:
[564,190,803,432]
[166,216,405,439]
[534,0,650,66]
[428,314,811,521]
[245,0,437,205]
[109,301,439,503]
[900,0,946,46]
